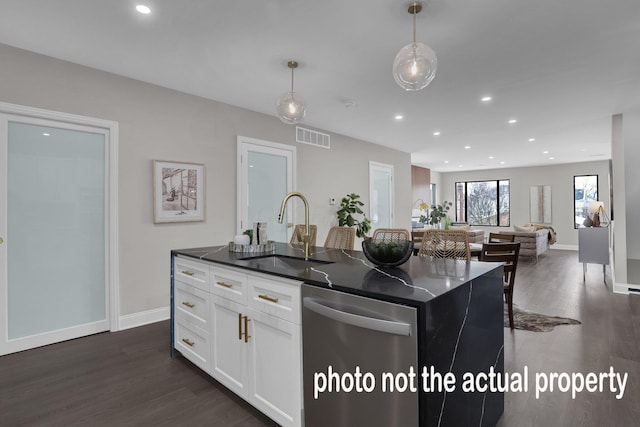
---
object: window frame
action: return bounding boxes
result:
[573,174,598,229]
[455,179,510,227]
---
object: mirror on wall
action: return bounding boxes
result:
[530,185,552,224]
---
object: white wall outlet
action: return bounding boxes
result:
[329,197,336,205]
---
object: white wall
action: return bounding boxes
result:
[623,109,640,260]
[0,43,411,319]
[438,161,611,247]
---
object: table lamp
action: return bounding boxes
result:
[588,201,609,227]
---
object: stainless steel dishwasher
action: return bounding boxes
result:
[302,284,418,427]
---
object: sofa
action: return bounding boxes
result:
[447,225,484,243]
[494,228,551,261]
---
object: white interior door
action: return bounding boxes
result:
[237,136,295,243]
[369,161,394,230]
[0,104,117,355]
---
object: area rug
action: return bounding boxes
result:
[505,306,581,332]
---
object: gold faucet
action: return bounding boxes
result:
[278,191,311,260]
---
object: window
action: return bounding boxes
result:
[574,175,598,228]
[455,180,510,226]
[430,183,436,206]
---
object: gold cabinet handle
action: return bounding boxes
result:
[258,294,279,304]
[244,315,251,343]
[182,338,195,347]
[181,301,195,308]
[238,313,251,343]
[0,237,3,244]
[216,281,233,288]
[181,270,195,276]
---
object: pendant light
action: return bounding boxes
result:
[276,60,307,124]
[392,2,437,91]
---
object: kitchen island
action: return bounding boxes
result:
[171,242,504,427]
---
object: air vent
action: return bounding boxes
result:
[296,126,330,149]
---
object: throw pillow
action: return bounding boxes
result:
[514,225,535,233]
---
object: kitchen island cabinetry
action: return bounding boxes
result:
[173,256,211,372]
[172,258,303,427]
[172,244,504,427]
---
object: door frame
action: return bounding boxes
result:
[369,161,395,229]
[0,102,119,354]
[236,136,296,239]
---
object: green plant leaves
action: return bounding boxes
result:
[336,193,371,238]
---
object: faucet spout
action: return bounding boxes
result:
[278,192,311,260]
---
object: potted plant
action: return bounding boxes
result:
[336,193,372,238]
[422,200,452,228]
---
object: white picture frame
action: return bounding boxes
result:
[153,160,205,223]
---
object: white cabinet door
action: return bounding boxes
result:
[210,295,249,398]
[247,307,302,427]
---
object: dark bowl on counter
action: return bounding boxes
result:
[361,239,414,267]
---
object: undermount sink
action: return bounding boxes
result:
[239,254,333,270]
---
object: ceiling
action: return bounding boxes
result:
[1,0,639,172]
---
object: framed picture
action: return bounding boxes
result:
[153,160,205,223]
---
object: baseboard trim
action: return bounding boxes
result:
[550,244,578,251]
[118,307,170,331]
[615,282,640,295]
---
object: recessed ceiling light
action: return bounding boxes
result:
[395,114,404,120]
[549,157,555,160]
[458,165,463,168]
[136,4,151,14]
[464,145,471,150]
[508,119,518,124]
[488,156,494,159]
[500,161,505,164]
[528,138,535,142]
[542,150,549,154]
[42,133,50,136]
[481,96,492,102]
[444,160,449,164]
[433,131,441,136]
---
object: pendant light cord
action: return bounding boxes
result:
[291,66,295,93]
[413,5,417,44]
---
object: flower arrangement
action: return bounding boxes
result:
[413,198,430,225]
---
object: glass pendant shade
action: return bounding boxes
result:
[393,41,437,91]
[276,91,306,124]
[276,60,306,124]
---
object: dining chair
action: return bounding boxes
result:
[324,226,355,250]
[479,242,521,329]
[372,228,410,243]
[290,224,317,247]
[418,229,471,261]
[488,232,515,243]
[411,230,425,255]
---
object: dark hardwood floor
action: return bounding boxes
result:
[1,249,638,426]
[497,249,640,427]
[0,320,279,426]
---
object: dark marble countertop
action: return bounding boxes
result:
[172,242,500,307]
